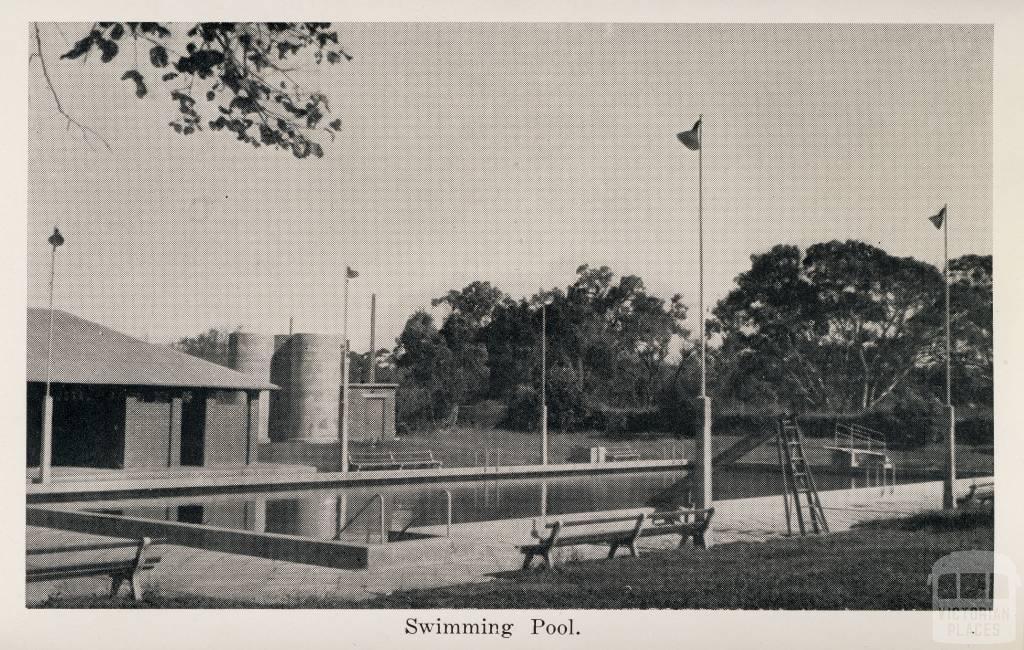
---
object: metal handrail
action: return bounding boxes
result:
[834,423,887,452]
[336,493,386,544]
[396,489,454,538]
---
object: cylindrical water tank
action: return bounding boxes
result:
[268,335,294,442]
[228,332,275,443]
[288,333,342,443]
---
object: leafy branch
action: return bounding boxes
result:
[51,22,352,159]
[31,23,111,151]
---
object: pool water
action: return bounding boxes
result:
[90,466,918,541]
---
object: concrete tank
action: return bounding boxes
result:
[268,334,294,442]
[288,333,342,443]
[228,332,275,443]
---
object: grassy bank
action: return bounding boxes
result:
[37,508,992,609]
[366,424,993,476]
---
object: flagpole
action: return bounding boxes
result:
[944,204,951,407]
[942,205,956,509]
[38,227,64,484]
[698,114,706,398]
[540,293,548,466]
[341,270,351,474]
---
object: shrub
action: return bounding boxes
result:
[501,385,540,431]
[395,384,437,432]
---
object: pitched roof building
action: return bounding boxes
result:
[27,309,275,472]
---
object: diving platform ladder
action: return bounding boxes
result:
[776,416,830,536]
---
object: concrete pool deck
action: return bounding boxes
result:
[25,476,990,605]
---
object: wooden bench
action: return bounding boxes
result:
[348,450,442,471]
[26,537,164,601]
[520,507,714,569]
[604,444,640,461]
[957,479,994,507]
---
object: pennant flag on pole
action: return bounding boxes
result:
[929,205,947,230]
[346,266,359,278]
[676,119,701,151]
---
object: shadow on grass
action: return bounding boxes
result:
[853,506,993,532]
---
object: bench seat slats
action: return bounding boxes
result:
[349,450,442,471]
[27,539,167,556]
[604,445,640,461]
[547,514,652,528]
[27,559,160,582]
[25,537,163,600]
[520,508,714,569]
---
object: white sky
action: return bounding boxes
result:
[28,23,992,351]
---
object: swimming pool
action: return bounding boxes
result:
[82,465,922,541]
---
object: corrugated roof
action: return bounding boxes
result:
[27,309,277,391]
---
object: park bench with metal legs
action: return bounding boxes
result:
[26,536,164,601]
[598,448,638,462]
[520,507,714,569]
[348,450,443,471]
[957,479,994,507]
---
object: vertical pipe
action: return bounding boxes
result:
[341,275,351,474]
[943,205,957,509]
[445,490,452,538]
[540,480,548,522]
[541,299,548,465]
[945,205,952,408]
[698,115,705,398]
[39,242,58,484]
[368,293,377,384]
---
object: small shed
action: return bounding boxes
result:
[341,383,398,443]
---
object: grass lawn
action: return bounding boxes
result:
[36,508,992,609]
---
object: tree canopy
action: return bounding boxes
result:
[392,267,691,430]
[712,240,991,412]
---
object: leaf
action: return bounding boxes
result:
[328,118,342,130]
[149,45,169,68]
[110,24,125,40]
[61,33,97,60]
[121,70,147,98]
[206,90,216,101]
[162,72,178,81]
[98,38,119,63]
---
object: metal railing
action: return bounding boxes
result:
[393,489,454,538]
[336,493,386,544]
[834,423,888,454]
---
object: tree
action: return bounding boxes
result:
[919,254,993,407]
[544,265,688,407]
[172,327,235,366]
[32,22,351,157]
[712,241,945,412]
[392,309,488,423]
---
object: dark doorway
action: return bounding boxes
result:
[365,397,386,442]
[181,391,206,466]
[27,383,125,469]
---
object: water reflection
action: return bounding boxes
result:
[99,467,925,541]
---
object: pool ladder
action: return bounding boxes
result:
[335,491,453,544]
[777,416,830,536]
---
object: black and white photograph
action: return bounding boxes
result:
[7,4,1023,648]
